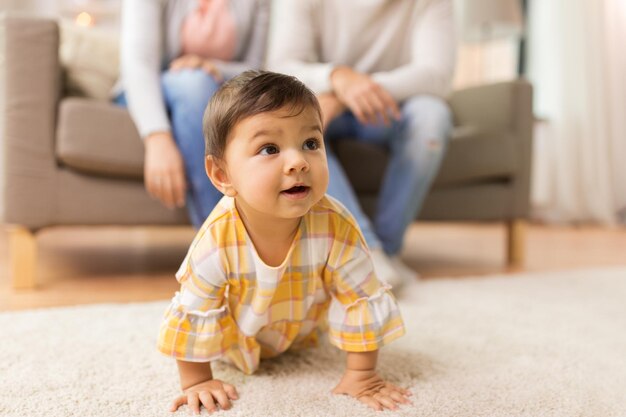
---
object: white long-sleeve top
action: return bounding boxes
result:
[119,0,270,139]
[268,0,456,102]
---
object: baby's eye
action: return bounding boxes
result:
[259,144,279,155]
[303,138,320,151]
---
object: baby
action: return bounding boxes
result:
[157,70,410,413]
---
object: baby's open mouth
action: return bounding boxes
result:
[282,185,310,195]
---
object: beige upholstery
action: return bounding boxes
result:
[1,16,534,288]
[57,98,144,179]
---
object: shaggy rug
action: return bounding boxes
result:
[1,267,626,417]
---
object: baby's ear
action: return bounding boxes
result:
[205,155,237,197]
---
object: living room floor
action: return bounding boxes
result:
[1,222,626,311]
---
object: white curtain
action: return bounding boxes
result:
[527,0,626,223]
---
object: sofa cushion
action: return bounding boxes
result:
[334,125,517,193]
[56,98,144,179]
[433,125,517,187]
[59,22,120,100]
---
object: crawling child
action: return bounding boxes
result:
[157,70,410,413]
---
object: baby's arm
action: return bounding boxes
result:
[170,360,239,414]
[332,350,412,411]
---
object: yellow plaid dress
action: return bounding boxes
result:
[157,195,405,374]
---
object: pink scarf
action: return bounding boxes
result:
[180,0,237,61]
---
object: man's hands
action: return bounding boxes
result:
[330,66,401,126]
[332,369,412,411]
[169,54,223,82]
[144,132,187,209]
[170,379,239,414]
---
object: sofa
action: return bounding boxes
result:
[0,15,533,289]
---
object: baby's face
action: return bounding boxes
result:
[221,105,328,220]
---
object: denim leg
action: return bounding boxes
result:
[161,69,224,228]
[324,113,383,250]
[113,92,127,106]
[374,95,453,254]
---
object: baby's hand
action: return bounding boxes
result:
[170,379,239,414]
[332,369,412,411]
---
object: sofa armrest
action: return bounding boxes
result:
[448,79,534,218]
[448,80,532,131]
[1,15,60,229]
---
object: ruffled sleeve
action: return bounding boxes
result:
[157,242,238,362]
[325,218,405,352]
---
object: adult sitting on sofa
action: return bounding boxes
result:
[0,14,533,289]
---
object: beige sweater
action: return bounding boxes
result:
[268,0,456,101]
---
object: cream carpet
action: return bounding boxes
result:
[1,267,626,417]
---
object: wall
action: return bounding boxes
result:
[453,39,520,90]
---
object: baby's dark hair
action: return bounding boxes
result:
[203,70,322,159]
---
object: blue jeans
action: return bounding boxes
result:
[116,70,223,228]
[325,95,452,255]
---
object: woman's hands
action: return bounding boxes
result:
[170,379,239,414]
[332,369,412,411]
[169,54,223,82]
[144,132,187,209]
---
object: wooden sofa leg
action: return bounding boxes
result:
[506,219,526,269]
[7,226,37,289]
